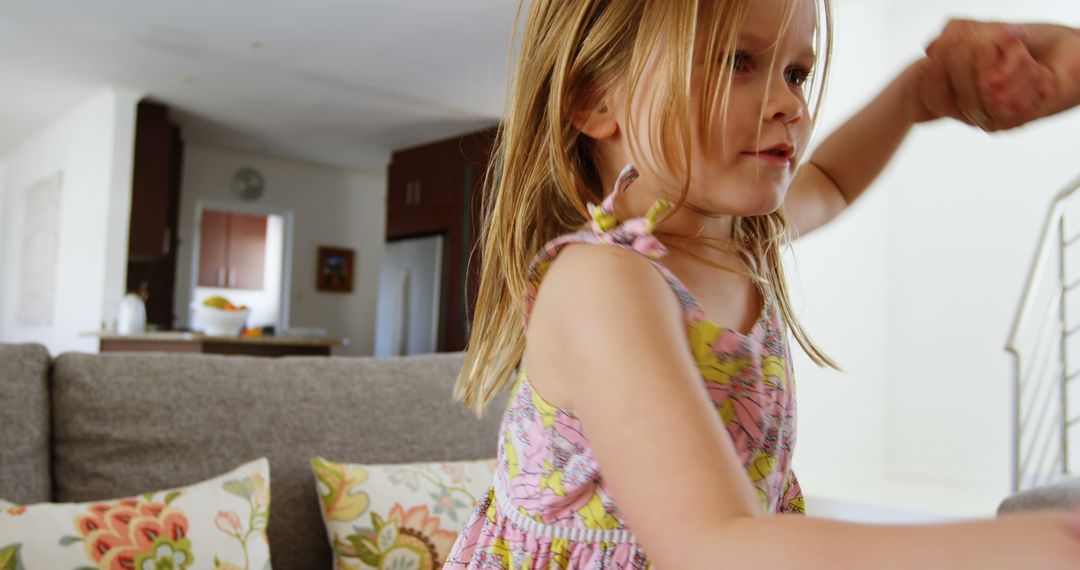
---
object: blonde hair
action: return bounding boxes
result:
[457,0,836,414]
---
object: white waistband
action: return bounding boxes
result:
[492,475,639,545]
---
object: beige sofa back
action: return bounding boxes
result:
[48,350,506,570]
[0,343,52,504]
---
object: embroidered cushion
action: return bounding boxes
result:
[0,458,270,570]
[311,456,494,569]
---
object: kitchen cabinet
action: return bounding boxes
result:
[387,145,458,238]
[198,210,267,290]
[128,101,179,260]
[125,100,184,330]
[386,127,497,352]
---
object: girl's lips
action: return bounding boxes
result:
[741,151,793,166]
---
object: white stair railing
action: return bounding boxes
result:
[1006,175,1080,493]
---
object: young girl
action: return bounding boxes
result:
[446,0,1080,567]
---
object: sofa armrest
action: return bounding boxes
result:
[0,343,52,504]
[998,478,1080,514]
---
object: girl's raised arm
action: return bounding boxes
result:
[784,20,1078,239]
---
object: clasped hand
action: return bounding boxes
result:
[907,20,1080,131]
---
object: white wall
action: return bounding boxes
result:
[882,0,1080,495]
[0,87,141,355]
[174,145,386,356]
[787,0,897,485]
[791,0,1080,502]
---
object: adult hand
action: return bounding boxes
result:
[921,20,1080,131]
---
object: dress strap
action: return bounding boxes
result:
[586,164,673,259]
[522,165,711,329]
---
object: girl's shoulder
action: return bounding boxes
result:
[523,229,685,330]
[523,227,703,333]
[520,231,695,411]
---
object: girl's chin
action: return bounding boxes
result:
[728,190,788,218]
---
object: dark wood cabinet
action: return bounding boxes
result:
[228,213,267,289]
[128,102,177,260]
[126,100,184,330]
[198,210,229,287]
[387,145,459,238]
[386,127,497,352]
[198,210,267,290]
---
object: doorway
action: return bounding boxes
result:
[188,200,293,334]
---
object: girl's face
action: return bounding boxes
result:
[687,0,817,217]
[601,0,817,223]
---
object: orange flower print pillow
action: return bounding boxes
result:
[0,458,270,570]
[312,457,495,570]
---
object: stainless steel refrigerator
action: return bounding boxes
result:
[374,235,443,356]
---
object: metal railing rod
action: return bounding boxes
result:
[1058,216,1071,474]
[1020,307,1061,389]
[1019,377,1054,436]
[1038,448,1065,488]
[1022,389,1061,471]
[1019,382,1054,440]
[1021,409,1054,473]
[1021,286,1062,348]
[1008,175,1080,492]
[1021,362,1060,434]
[1007,174,1080,352]
[1019,326,1062,401]
[1028,411,1062,482]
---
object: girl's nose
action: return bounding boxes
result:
[762,78,804,124]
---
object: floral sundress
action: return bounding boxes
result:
[444,166,804,569]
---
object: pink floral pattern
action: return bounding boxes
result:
[74,497,192,570]
[445,166,803,569]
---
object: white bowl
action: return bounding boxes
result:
[193,305,249,337]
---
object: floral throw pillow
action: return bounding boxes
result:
[311,456,495,570]
[0,457,270,570]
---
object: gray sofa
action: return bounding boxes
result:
[0,343,505,569]
[999,478,1080,514]
[4,343,1078,569]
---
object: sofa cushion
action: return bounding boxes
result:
[0,457,270,570]
[998,477,1080,514]
[312,456,496,568]
[0,343,51,504]
[51,351,506,570]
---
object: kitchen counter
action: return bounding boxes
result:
[91,332,347,357]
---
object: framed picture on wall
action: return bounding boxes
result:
[316,246,355,293]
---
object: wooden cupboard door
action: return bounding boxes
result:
[410,142,458,211]
[386,152,414,239]
[128,101,173,260]
[386,141,464,240]
[198,209,229,287]
[227,213,267,290]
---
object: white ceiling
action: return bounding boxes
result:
[0,1,519,170]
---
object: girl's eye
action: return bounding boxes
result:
[785,66,813,87]
[726,51,751,72]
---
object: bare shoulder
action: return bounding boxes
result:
[523,243,688,409]
[528,243,685,339]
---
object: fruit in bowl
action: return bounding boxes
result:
[194,296,250,336]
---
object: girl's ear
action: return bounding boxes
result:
[572,101,618,140]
